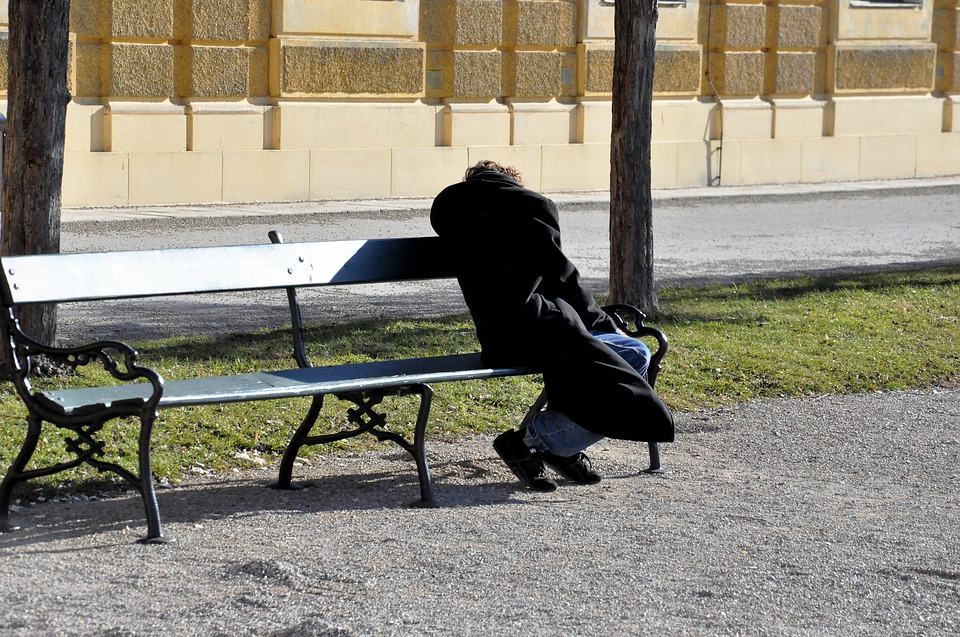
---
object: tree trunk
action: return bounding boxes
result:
[2,0,72,346]
[609,0,659,315]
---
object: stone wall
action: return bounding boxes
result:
[0,0,954,207]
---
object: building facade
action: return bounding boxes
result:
[0,0,957,207]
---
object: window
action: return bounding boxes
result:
[850,0,922,8]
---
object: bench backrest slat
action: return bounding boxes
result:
[1,237,453,305]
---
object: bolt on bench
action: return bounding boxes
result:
[0,233,668,543]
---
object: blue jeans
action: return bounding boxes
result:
[523,331,651,457]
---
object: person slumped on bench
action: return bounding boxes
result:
[430,160,675,491]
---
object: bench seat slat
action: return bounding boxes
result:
[38,353,536,414]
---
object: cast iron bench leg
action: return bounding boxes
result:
[645,442,664,474]
[274,394,325,490]
[409,383,438,508]
[138,410,172,544]
[0,414,42,533]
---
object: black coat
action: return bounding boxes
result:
[430,171,674,443]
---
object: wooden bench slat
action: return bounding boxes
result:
[2,237,451,305]
[39,353,535,414]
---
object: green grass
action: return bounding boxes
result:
[2,265,958,492]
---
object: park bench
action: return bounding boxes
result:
[0,232,668,543]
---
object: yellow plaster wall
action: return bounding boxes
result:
[0,0,956,208]
[278,0,420,37]
[836,2,933,41]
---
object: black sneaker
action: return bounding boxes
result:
[542,451,602,485]
[493,430,558,492]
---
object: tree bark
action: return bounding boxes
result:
[2,0,72,346]
[609,0,659,315]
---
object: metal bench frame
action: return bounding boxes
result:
[0,233,667,543]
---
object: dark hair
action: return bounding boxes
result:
[463,160,523,185]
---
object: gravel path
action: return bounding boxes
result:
[1,388,957,636]
[2,181,958,635]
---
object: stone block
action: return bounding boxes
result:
[580,44,614,96]
[453,50,502,98]
[712,51,766,97]
[425,51,452,98]
[777,5,826,49]
[577,100,612,143]
[800,136,861,183]
[950,50,960,91]
[834,44,936,92]
[654,45,702,96]
[177,46,249,98]
[64,103,106,152]
[916,132,960,177]
[108,43,175,98]
[657,0,701,41]
[279,0,418,38]
[420,0,503,47]
[705,4,767,50]
[831,96,943,136]
[222,150,311,202]
[651,99,717,143]
[932,8,959,48]
[76,43,105,97]
[391,147,469,197]
[105,105,186,152]
[540,143,609,191]
[443,103,511,146]
[510,101,576,145]
[507,0,578,48]
[836,0,934,42]
[506,51,562,98]
[858,135,917,179]
[310,148,393,200]
[70,0,110,39]
[0,34,8,94]
[274,103,436,150]
[249,46,269,97]
[675,141,716,188]
[453,0,504,45]
[189,105,264,151]
[581,0,615,41]
[947,96,960,133]
[561,52,578,97]
[775,52,824,96]
[650,143,679,189]
[111,0,174,39]
[279,40,424,96]
[738,138,803,185]
[772,98,826,138]
[128,151,223,205]
[178,0,271,41]
[419,0,454,44]
[715,139,741,186]
[720,98,772,139]
[62,152,129,207]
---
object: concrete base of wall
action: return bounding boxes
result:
[8,97,960,207]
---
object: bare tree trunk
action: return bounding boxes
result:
[2,0,72,346]
[609,0,659,315]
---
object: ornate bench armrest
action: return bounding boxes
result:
[4,314,164,410]
[602,303,668,388]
